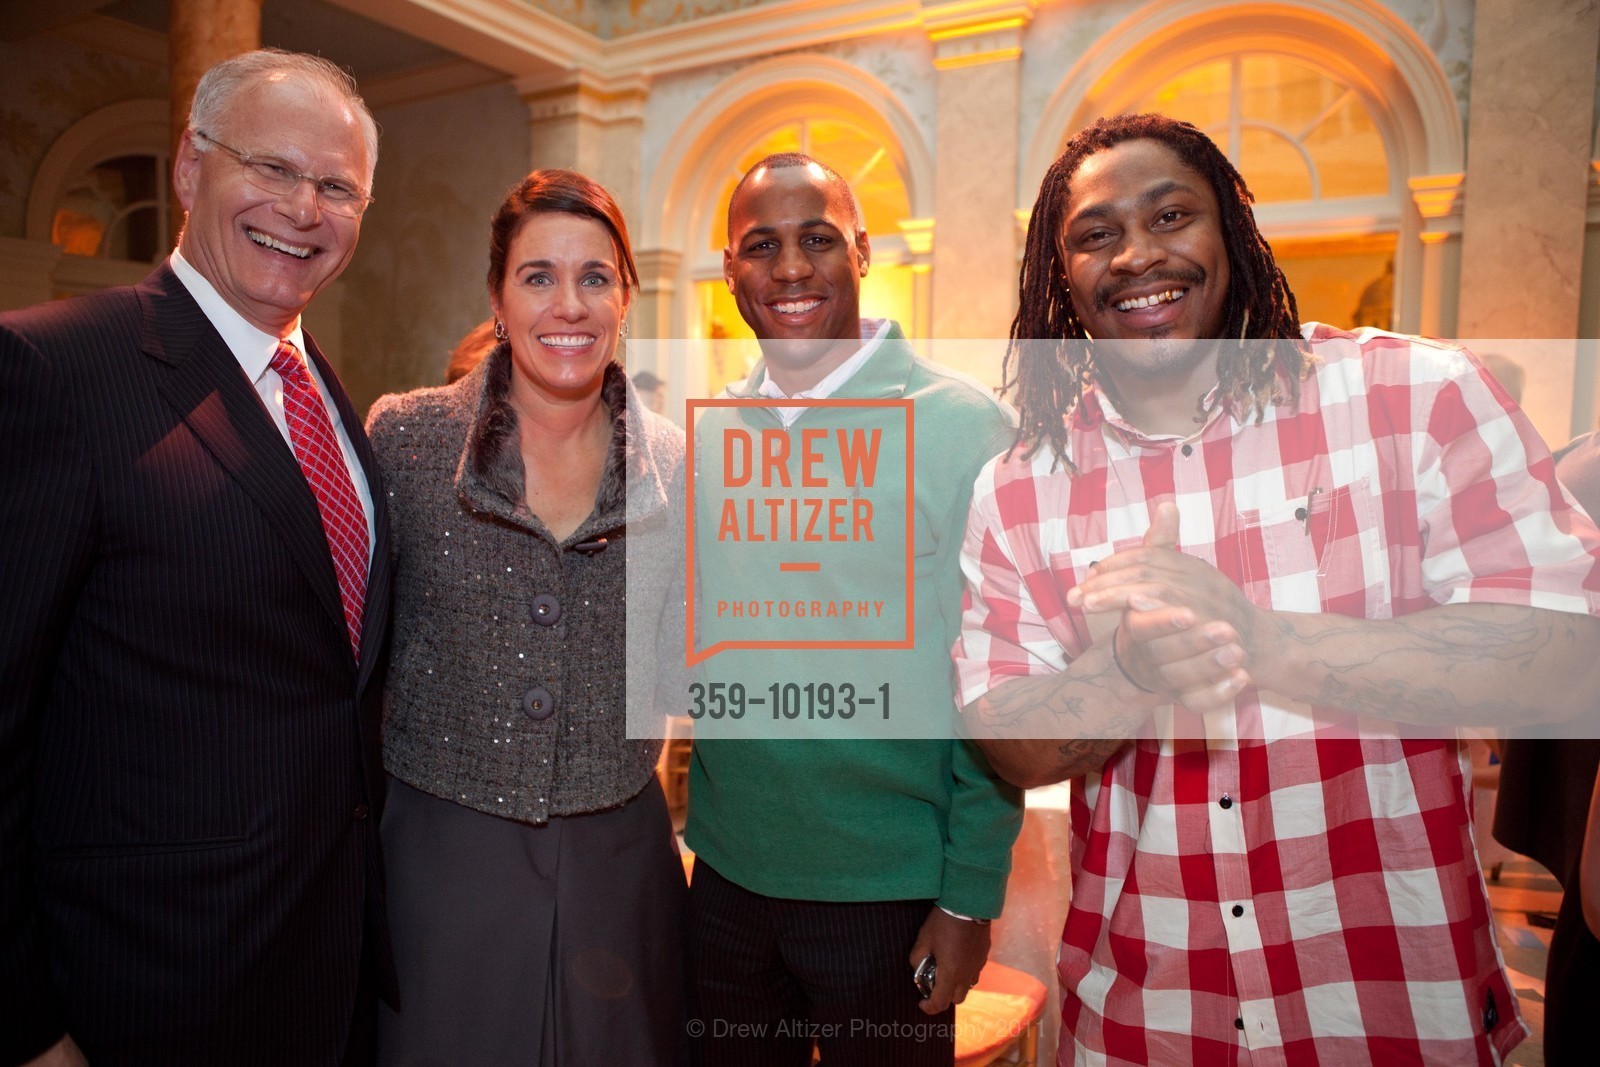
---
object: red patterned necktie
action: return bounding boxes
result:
[271,340,368,659]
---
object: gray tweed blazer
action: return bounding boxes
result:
[367,345,685,823]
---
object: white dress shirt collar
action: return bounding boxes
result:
[170,249,307,377]
[756,317,891,427]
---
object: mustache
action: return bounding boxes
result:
[1094,268,1207,310]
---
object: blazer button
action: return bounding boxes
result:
[531,594,562,627]
[353,803,370,821]
[523,686,556,721]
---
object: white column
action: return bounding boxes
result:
[1406,174,1463,339]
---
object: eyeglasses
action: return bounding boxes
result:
[193,130,374,218]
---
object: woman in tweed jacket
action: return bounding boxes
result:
[366,170,686,1065]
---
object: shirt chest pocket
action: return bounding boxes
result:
[1237,478,1389,618]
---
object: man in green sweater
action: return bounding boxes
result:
[685,153,1023,1065]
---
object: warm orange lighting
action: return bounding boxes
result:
[927,16,1026,42]
[1408,173,1465,220]
[933,46,1023,71]
[897,218,935,256]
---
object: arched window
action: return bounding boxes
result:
[26,99,172,297]
[705,118,912,251]
[50,152,169,263]
[1140,55,1388,202]
[1132,53,1395,328]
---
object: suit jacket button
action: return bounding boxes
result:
[530,594,562,626]
[523,686,556,721]
[353,803,370,821]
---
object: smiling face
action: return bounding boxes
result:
[174,74,371,336]
[723,163,869,392]
[1058,138,1231,399]
[492,211,629,407]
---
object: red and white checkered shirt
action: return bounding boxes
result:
[955,325,1600,1066]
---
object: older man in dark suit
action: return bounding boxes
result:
[0,49,393,1066]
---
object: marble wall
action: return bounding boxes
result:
[335,81,532,413]
[1457,0,1599,341]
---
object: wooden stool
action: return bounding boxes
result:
[955,961,1047,1067]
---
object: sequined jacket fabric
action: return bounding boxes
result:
[367,345,685,823]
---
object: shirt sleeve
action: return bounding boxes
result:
[1402,339,1600,615]
[937,736,1022,918]
[952,455,1075,716]
[934,410,1023,918]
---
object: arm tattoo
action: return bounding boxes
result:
[968,647,1142,780]
[1295,606,1580,725]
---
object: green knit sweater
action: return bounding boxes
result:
[685,324,1023,918]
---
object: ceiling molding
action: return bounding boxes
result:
[324,0,597,77]
[361,58,509,109]
[606,0,922,77]
[329,0,1028,82]
[47,13,166,68]
[60,0,1050,96]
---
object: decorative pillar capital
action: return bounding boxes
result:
[897,218,936,258]
[923,0,1036,70]
[515,71,651,126]
[634,248,684,292]
[1408,172,1464,242]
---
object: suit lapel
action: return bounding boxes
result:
[137,265,347,639]
[304,336,392,689]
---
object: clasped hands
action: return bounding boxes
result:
[1067,502,1270,712]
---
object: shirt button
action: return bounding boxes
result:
[1181,443,1194,457]
[1232,904,1245,917]
[530,594,562,626]
[1219,794,1233,809]
[352,803,370,821]
[523,686,556,721]
[1235,1017,1245,1030]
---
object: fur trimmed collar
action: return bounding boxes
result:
[456,341,640,534]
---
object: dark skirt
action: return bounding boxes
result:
[378,776,686,1066]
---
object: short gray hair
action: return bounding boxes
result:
[188,48,379,182]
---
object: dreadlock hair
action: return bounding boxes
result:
[1006,113,1305,467]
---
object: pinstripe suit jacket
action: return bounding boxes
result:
[0,264,395,1066]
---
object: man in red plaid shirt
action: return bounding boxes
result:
[953,113,1600,1065]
